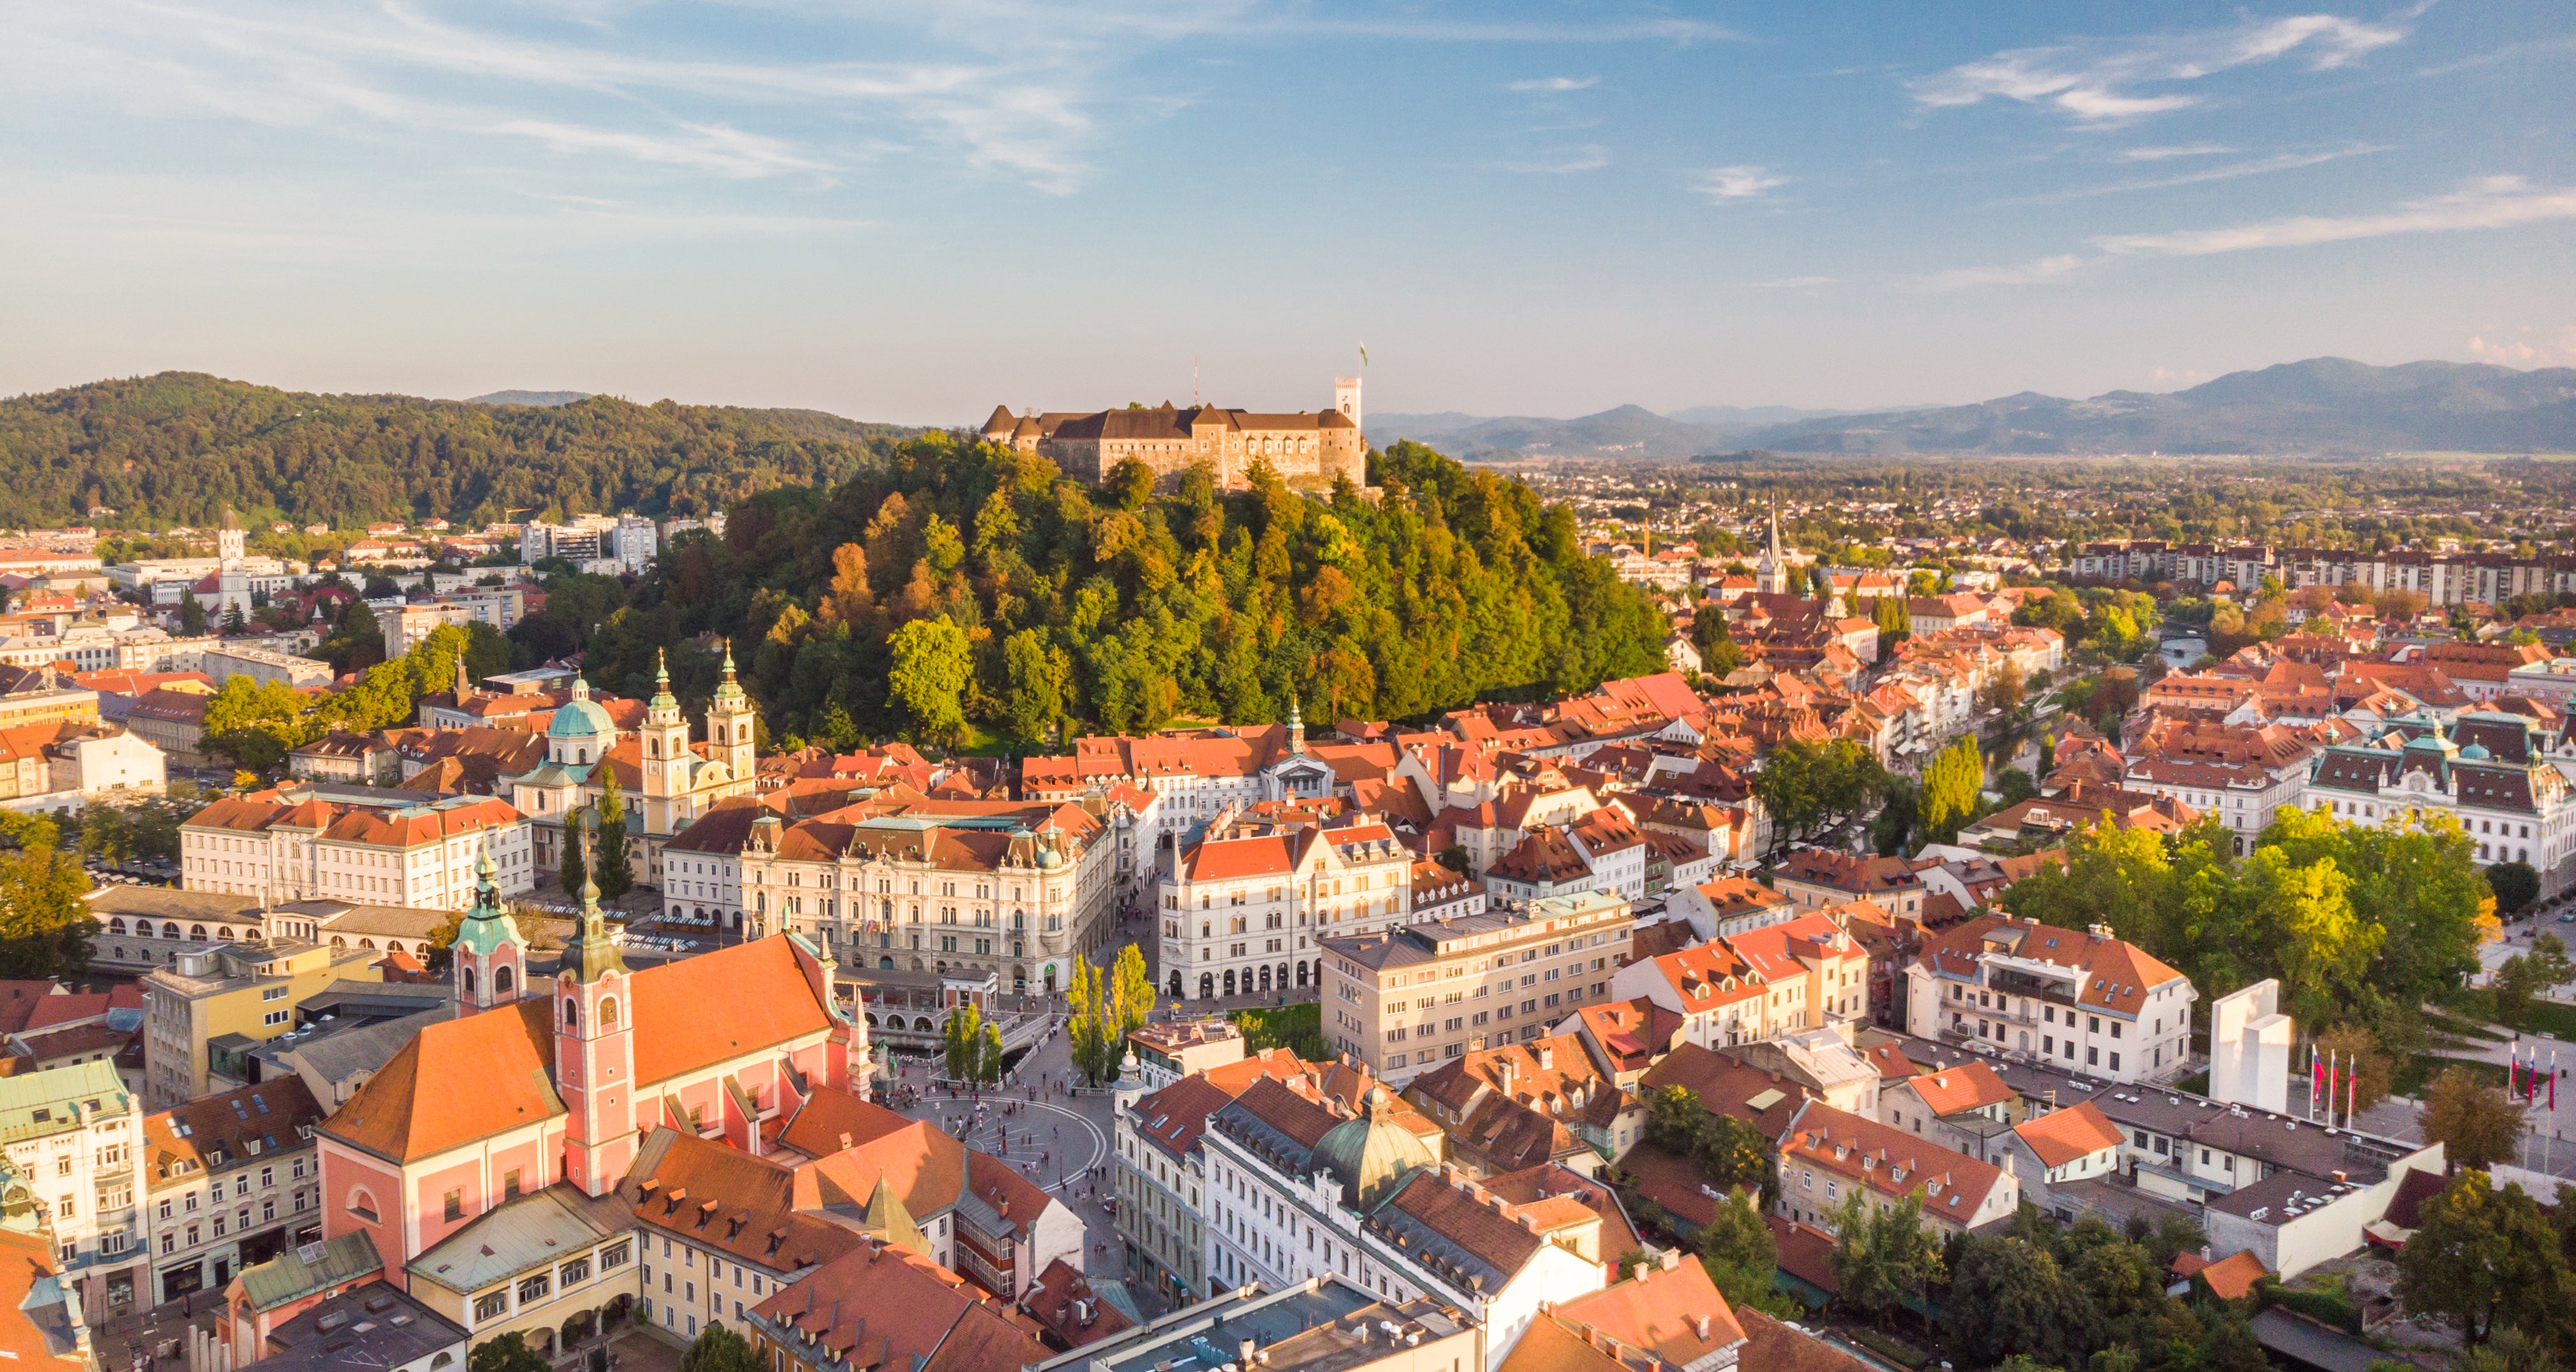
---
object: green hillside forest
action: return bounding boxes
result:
[0,372,914,528]
[577,434,1672,745]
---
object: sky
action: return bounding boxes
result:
[2,1,2572,425]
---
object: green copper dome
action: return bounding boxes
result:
[549,675,617,740]
[452,847,523,957]
[1312,1088,1434,1211]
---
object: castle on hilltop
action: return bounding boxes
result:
[981,376,1367,491]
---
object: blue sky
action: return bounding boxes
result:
[3,1,2571,425]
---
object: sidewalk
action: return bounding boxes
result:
[91,1292,222,1372]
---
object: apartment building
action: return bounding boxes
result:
[1905,915,2197,1085]
[1162,812,1413,1002]
[140,1079,328,1304]
[179,789,535,910]
[1608,913,1870,1053]
[0,1062,146,1316]
[1322,890,1635,1086]
[735,797,1120,997]
[1200,1074,1615,1371]
[1774,1099,2018,1238]
[2303,712,2576,896]
[1112,1048,1309,1306]
[2122,719,2324,857]
[139,941,384,1109]
[1769,850,1928,919]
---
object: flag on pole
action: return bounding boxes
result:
[2511,1045,2522,1098]
[1358,343,1368,369]
[2551,1050,2559,1112]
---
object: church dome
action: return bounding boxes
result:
[549,678,616,741]
[1312,1087,1434,1211]
[2459,742,2492,761]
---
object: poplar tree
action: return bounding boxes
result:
[595,769,633,901]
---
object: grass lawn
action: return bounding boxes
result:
[2522,1000,2576,1041]
[2395,1053,2509,1097]
[2421,1006,2510,1044]
[1230,1003,1326,1060]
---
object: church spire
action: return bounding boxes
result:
[563,818,627,984]
[452,841,526,1014]
[649,647,678,712]
[1288,695,1305,756]
[715,639,744,702]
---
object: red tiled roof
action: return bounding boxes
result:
[2012,1101,2125,1169]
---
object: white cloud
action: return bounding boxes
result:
[2093,176,2576,257]
[1927,176,2576,290]
[1509,144,1610,174]
[1509,76,1598,93]
[2469,328,2576,369]
[1911,12,2409,125]
[1697,165,1787,202]
[1920,254,2088,291]
[2007,144,2388,202]
[2120,142,2235,161]
[2151,366,2211,385]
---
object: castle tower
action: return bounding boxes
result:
[706,640,755,779]
[216,508,245,566]
[1333,376,1361,432]
[555,828,637,1196]
[451,846,526,1016]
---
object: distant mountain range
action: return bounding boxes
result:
[1367,358,2576,459]
[467,389,593,406]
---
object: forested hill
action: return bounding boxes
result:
[0,372,918,528]
[576,434,1671,745]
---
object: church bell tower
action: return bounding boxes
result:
[706,641,755,779]
[556,825,637,1197]
[452,846,526,1016]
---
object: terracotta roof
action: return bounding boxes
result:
[322,934,837,1164]
[632,1129,867,1272]
[1904,1061,2016,1118]
[144,1078,326,1185]
[1780,1101,2009,1221]
[746,1234,1044,1372]
[2011,1101,2125,1170]
[794,1118,966,1226]
[1019,1256,1135,1351]
[1554,1252,1745,1364]
[2197,1249,2269,1300]
[1638,1044,1810,1143]
[779,1085,914,1158]
[1734,1307,1872,1372]
[1480,1163,1647,1272]
[319,997,558,1163]
[632,935,837,1086]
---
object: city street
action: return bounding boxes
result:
[870,1007,1148,1304]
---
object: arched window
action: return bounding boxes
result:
[563,998,580,1029]
[359,939,375,950]
[190,924,207,940]
[1199,973,1214,999]
[496,966,515,996]
[216,926,234,941]
[162,922,179,940]
[463,966,478,994]
[431,1355,453,1370]
[600,997,619,1026]
[106,919,125,937]
[346,1187,381,1223]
